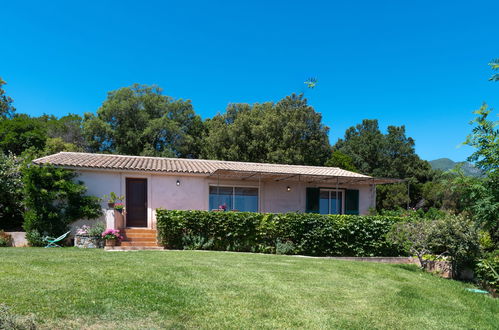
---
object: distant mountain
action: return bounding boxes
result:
[429,158,483,177]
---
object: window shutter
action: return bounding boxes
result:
[305,188,320,213]
[345,189,359,215]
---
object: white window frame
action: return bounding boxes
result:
[319,189,345,215]
[208,184,260,212]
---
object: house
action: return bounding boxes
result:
[33,152,398,248]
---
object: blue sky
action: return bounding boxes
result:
[2,0,498,161]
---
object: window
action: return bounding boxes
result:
[209,186,259,212]
[319,189,343,214]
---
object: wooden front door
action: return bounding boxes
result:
[126,178,148,227]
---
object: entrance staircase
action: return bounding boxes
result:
[105,228,163,251]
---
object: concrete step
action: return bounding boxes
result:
[121,237,157,242]
[122,228,157,233]
[120,241,160,247]
[105,246,164,251]
[122,233,157,239]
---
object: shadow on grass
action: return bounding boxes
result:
[393,264,421,273]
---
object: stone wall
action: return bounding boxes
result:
[74,235,103,248]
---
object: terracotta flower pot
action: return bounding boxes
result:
[105,238,116,247]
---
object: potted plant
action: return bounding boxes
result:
[101,229,123,247]
[114,202,125,213]
[103,192,124,209]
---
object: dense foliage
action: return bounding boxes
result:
[202,94,331,165]
[324,150,357,171]
[156,210,404,257]
[23,165,102,246]
[474,250,499,292]
[333,119,434,209]
[0,78,15,119]
[0,153,24,230]
[0,114,47,155]
[83,84,203,158]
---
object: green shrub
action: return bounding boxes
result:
[0,230,13,247]
[475,250,499,293]
[156,210,405,257]
[23,165,102,244]
[88,222,105,237]
[275,239,295,255]
[25,230,45,247]
[182,235,214,250]
[388,214,480,277]
[0,153,24,230]
[0,304,36,329]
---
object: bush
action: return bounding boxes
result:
[25,230,45,247]
[156,210,405,257]
[388,214,480,277]
[475,250,499,294]
[0,153,24,230]
[23,165,102,244]
[0,230,13,247]
[0,304,36,329]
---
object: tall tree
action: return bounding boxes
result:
[334,119,433,209]
[0,114,47,155]
[202,94,331,165]
[463,103,499,243]
[0,78,16,119]
[83,84,203,158]
[325,151,357,172]
[43,114,87,149]
[0,153,24,230]
[465,103,499,174]
[489,58,499,82]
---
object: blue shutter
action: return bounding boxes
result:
[345,189,359,215]
[306,188,320,213]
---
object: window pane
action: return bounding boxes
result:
[234,187,258,212]
[319,191,329,214]
[330,191,343,214]
[209,186,233,210]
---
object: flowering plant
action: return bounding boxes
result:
[76,225,91,236]
[101,229,123,241]
[114,202,125,211]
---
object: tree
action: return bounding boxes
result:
[388,214,480,277]
[83,84,203,158]
[325,151,357,171]
[0,78,15,119]
[43,114,87,149]
[334,119,433,209]
[464,103,498,174]
[463,103,499,244]
[489,59,499,82]
[0,114,47,155]
[23,165,102,245]
[202,94,331,165]
[0,153,24,230]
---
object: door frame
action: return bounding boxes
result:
[123,175,151,228]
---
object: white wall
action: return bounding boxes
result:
[76,169,376,230]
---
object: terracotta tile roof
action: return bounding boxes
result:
[33,152,371,179]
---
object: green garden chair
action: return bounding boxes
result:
[43,231,71,248]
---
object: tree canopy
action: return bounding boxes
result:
[333,119,433,209]
[202,94,331,166]
[83,84,203,158]
[0,78,15,119]
[0,114,47,155]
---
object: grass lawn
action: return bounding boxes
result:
[0,249,497,329]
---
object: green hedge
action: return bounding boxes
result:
[156,210,406,257]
